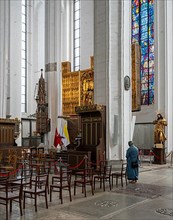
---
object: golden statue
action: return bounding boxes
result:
[153,113,167,144]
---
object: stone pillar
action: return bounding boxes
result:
[165,0,173,154]
[45,0,62,147]
[94,0,131,160]
[155,0,173,154]
[0,0,10,117]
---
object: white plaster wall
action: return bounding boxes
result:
[0,0,9,118]
[30,0,45,117]
[80,0,94,69]
[9,0,22,119]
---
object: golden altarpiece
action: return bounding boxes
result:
[61,57,106,168]
[62,56,94,115]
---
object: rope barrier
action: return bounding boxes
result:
[0,163,24,177]
[2,150,171,178]
[139,149,173,166]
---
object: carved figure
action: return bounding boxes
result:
[153,113,167,144]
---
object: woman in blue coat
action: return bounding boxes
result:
[126,141,139,183]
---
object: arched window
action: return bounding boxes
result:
[132,0,154,105]
[21,0,27,112]
[74,0,80,71]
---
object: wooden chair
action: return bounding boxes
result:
[94,165,112,191]
[23,173,49,212]
[15,167,33,189]
[111,162,127,187]
[74,168,94,197]
[50,167,72,204]
[0,179,23,220]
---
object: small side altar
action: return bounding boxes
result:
[152,114,167,165]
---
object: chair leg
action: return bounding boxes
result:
[50,186,52,202]
[69,185,72,201]
[74,182,76,195]
[19,197,23,216]
[60,188,63,204]
[35,195,37,212]
[84,184,86,197]
[45,191,48,209]
[121,177,123,187]
[6,201,8,220]
[23,192,26,209]
[100,178,102,189]
[10,200,12,212]
[91,182,94,195]
[103,179,105,191]
[109,177,111,190]
[116,176,118,187]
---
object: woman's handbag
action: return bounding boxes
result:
[131,161,138,168]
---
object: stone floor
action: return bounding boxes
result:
[0,162,172,220]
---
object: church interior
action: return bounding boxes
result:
[0,0,173,219]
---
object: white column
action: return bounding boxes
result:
[165,0,173,153]
[0,0,10,117]
[121,0,132,158]
[94,0,131,160]
[61,0,73,62]
[45,0,62,147]
[155,0,173,153]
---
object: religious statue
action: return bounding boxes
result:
[153,113,167,144]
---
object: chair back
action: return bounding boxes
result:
[0,174,9,183]
[98,160,108,173]
[103,165,112,177]
[33,174,48,192]
[121,163,127,175]
[83,168,93,182]
[0,179,23,199]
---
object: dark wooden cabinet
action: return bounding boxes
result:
[75,104,106,168]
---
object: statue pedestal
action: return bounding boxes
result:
[152,146,166,164]
[155,143,164,148]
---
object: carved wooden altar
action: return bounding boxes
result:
[62,56,94,115]
[0,118,20,147]
[36,69,50,135]
[132,43,141,111]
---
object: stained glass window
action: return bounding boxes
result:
[132,0,154,105]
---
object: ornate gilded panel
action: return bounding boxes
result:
[132,44,141,111]
[80,69,94,106]
[62,57,94,115]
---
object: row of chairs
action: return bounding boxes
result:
[0,161,127,220]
